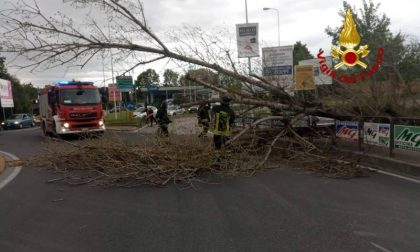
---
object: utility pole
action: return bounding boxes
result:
[245,0,252,75]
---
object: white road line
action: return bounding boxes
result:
[0,151,22,190]
[370,242,392,252]
[375,169,420,185]
[339,160,420,185]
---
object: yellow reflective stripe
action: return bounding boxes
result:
[213,112,231,136]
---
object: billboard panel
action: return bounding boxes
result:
[394,125,420,152]
[299,57,333,85]
[363,122,390,147]
[262,45,294,93]
[295,65,314,91]
[108,84,122,102]
[0,79,14,108]
[336,120,359,142]
[236,23,259,58]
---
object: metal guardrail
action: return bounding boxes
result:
[235,115,420,158]
[234,116,335,129]
[334,116,420,157]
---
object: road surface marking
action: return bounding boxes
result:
[0,151,22,190]
[370,242,392,252]
[375,169,420,185]
[338,160,420,185]
[357,164,420,184]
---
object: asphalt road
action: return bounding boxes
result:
[1,127,420,252]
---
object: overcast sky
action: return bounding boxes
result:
[2,0,419,87]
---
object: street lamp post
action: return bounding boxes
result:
[263,7,280,46]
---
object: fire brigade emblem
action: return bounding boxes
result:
[331,9,369,69]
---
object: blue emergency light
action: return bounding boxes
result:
[55,81,94,86]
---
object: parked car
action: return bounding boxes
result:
[188,105,199,113]
[109,106,120,113]
[109,106,127,113]
[168,105,185,116]
[1,114,36,130]
[133,106,158,119]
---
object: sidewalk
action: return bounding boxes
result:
[336,142,420,177]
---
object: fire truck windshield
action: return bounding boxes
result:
[60,89,101,105]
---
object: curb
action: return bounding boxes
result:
[0,154,5,174]
[0,151,22,190]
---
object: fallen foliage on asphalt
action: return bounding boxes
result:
[30,134,259,187]
[27,126,366,188]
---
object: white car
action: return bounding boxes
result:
[167,106,185,116]
[133,106,157,119]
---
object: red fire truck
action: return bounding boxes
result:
[39,81,105,136]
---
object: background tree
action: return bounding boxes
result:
[0,57,39,119]
[324,0,420,115]
[0,0,402,177]
[163,69,179,87]
[134,68,160,101]
[134,69,160,88]
[293,41,314,66]
[398,40,420,90]
[0,0,294,114]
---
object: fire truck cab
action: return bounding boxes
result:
[39,81,105,136]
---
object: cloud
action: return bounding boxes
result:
[1,0,419,86]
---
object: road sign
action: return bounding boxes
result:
[116,76,133,92]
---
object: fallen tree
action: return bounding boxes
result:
[0,0,369,186]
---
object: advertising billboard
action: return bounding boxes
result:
[299,57,333,85]
[0,78,14,108]
[295,65,315,91]
[108,84,122,102]
[336,121,359,142]
[394,125,420,152]
[236,23,259,58]
[363,122,390,147]
[262,45,294,93]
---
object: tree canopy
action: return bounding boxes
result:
[293,41,314,66]
[325,0,419,84]
[0,57,38,118]
[134,69,160,88]
[163,69,179,87]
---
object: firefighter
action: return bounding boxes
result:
[146,106,157,127]
[155,101,171,137]
[197,103,211,138]
[211,96,235,149]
